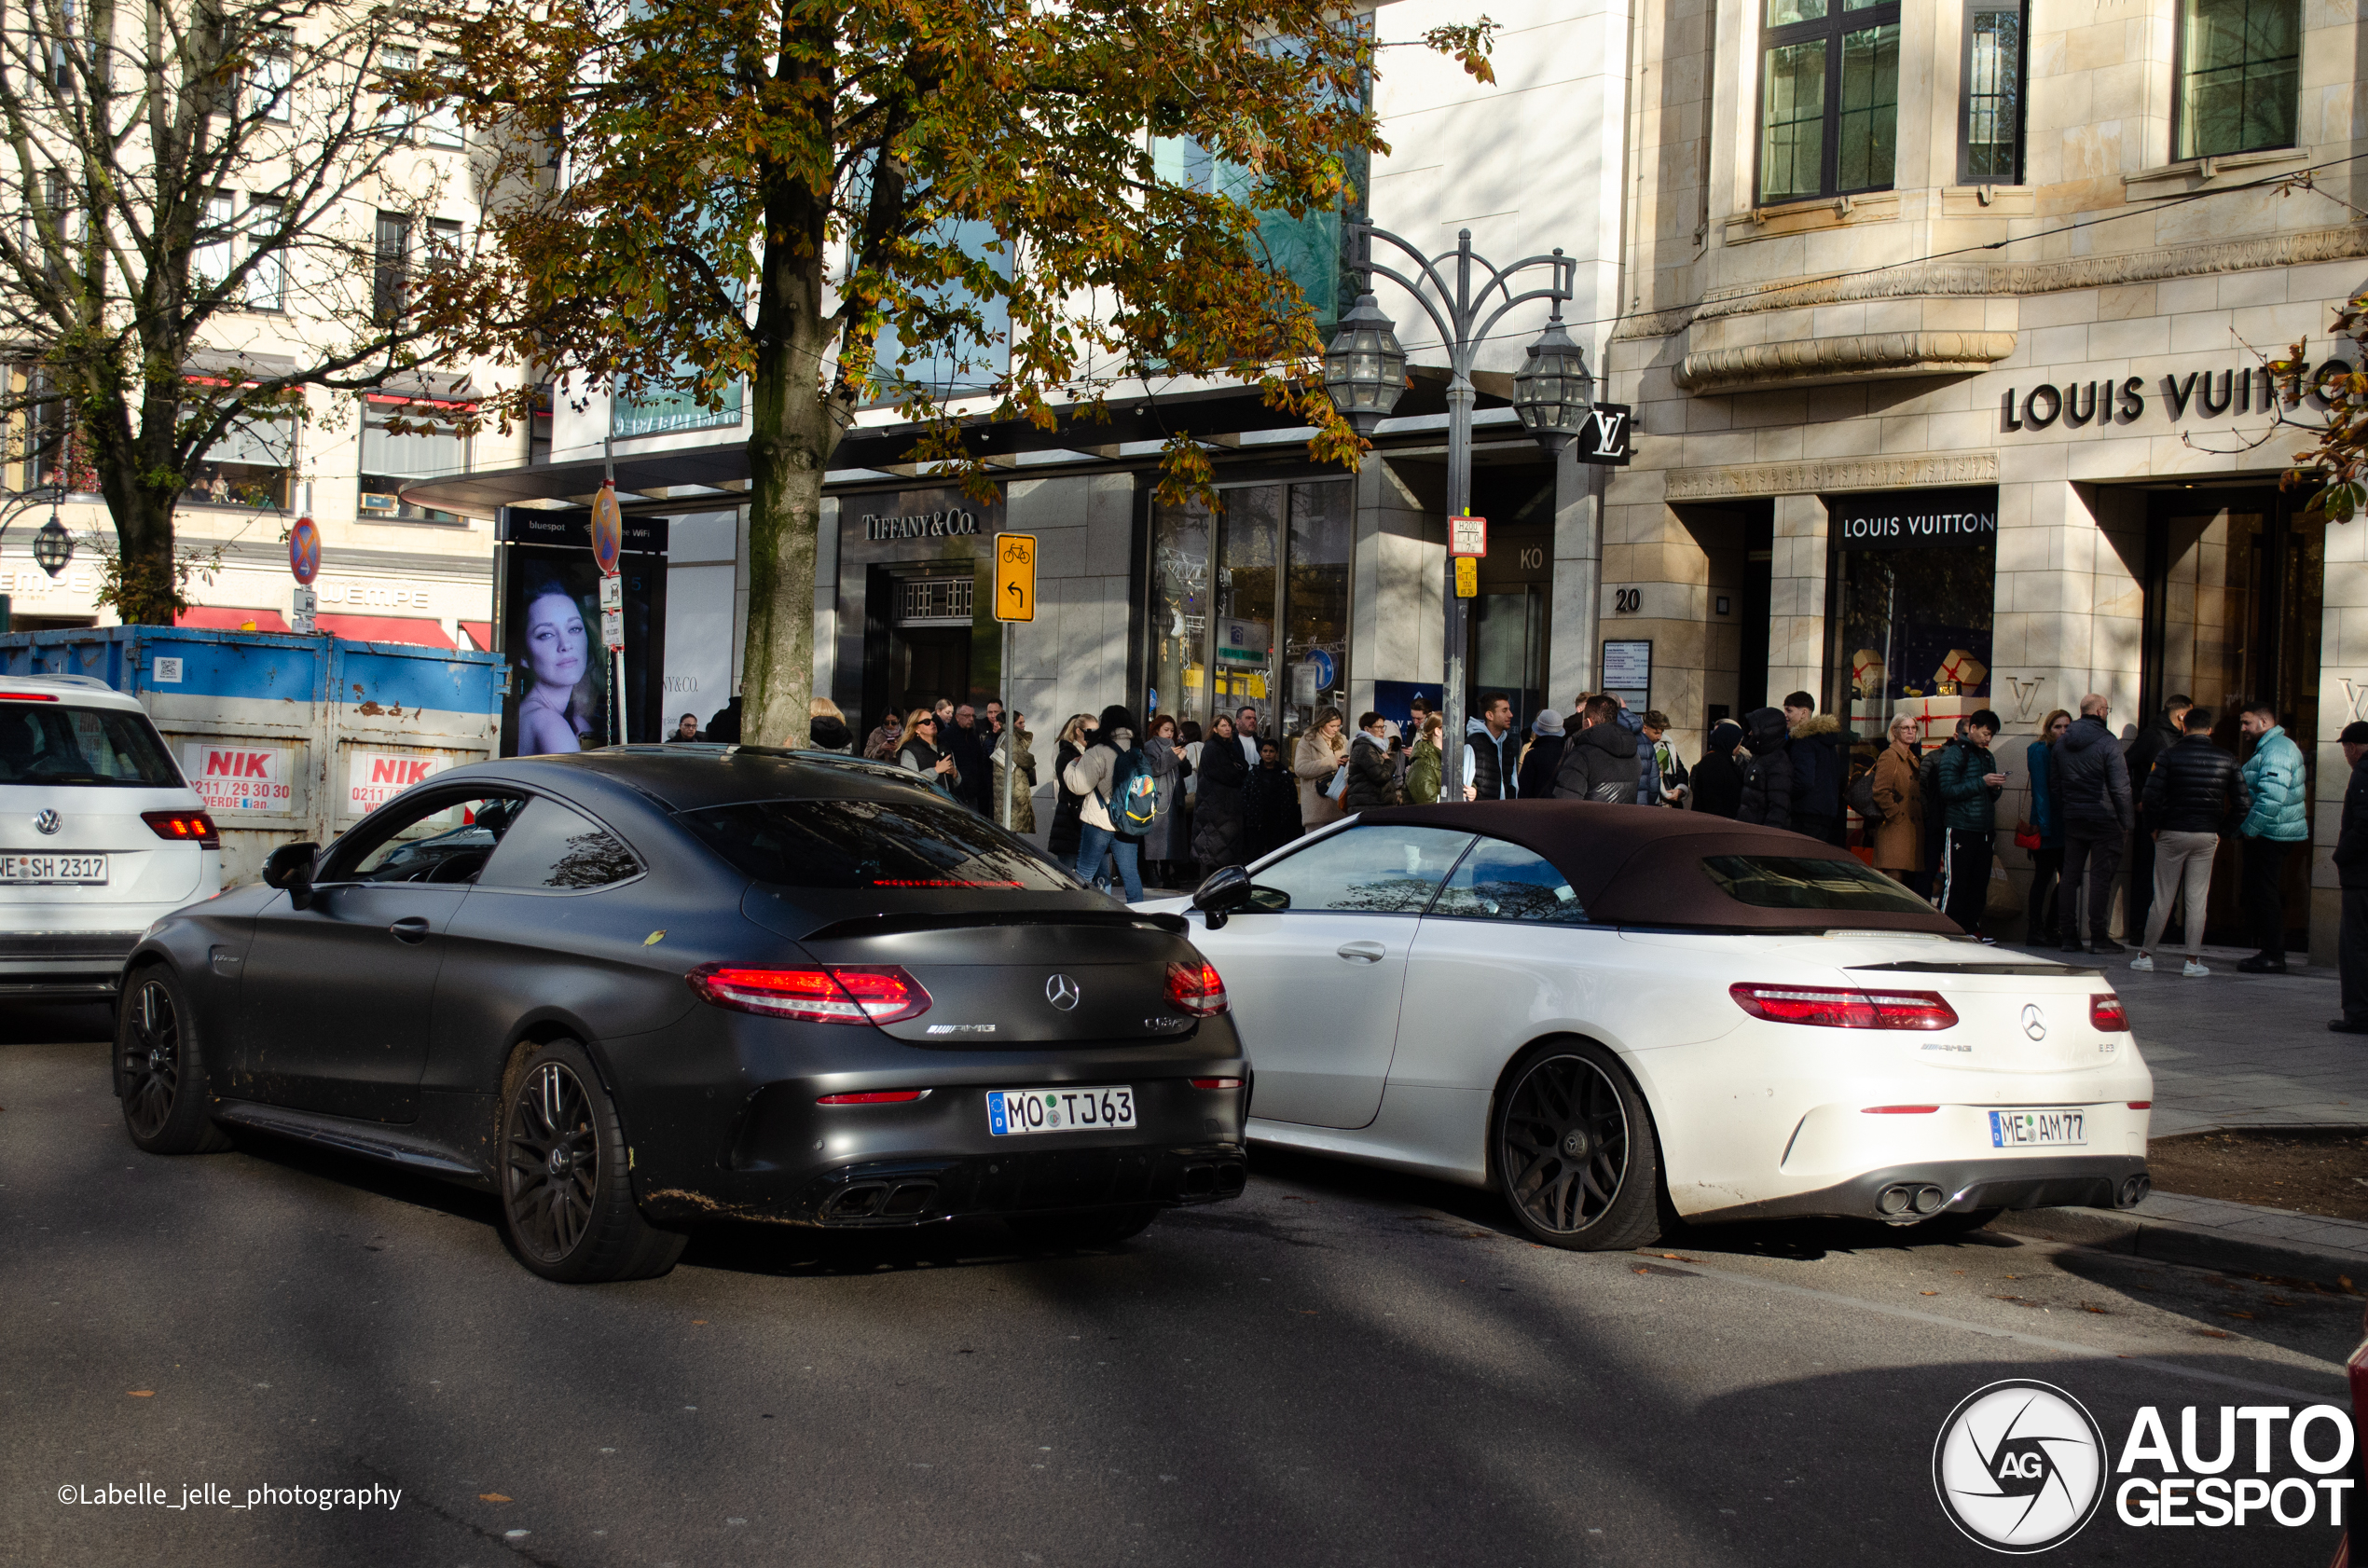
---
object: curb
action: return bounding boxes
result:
[1996,1205,2368,1293]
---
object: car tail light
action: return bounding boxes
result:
[816,1090,929,1106]
[1165,959,1229,1016]
[2127,1101,2152,1110]
[1861,1105,1940,1114]
[685,964,930,1025]
[1191,1077,1244,1091]
[142,809,221,849]
[1730,983,1957,1031]
[0,690,58,701]
[2091,994,2130,1032]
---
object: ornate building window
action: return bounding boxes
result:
[2176,0,2299,160]
[1757,0,1901,206]
[1960,2,2025,185]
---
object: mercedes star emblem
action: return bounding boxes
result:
[33,808,61,835]
[1044,973,1081,1011]
[2020,1004,2047,1041]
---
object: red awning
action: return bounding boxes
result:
[459,620,494,652]
[314,613,454,648]
[176,606,291,633]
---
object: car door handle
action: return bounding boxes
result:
[1336,941,1386,963]
[389,917,432,944]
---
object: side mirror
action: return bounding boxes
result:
[1191,865,1255,931]
[263,842,318,910]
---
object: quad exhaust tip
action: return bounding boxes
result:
[2115,1173,2152,1210]
[1877,1183,1948,1221]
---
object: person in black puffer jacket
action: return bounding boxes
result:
[1515,709,1566,801]
[1342,712,1402,812]
[1191,712,1249,873]
[2053,695,2134,953]
[1783,692,1848,846]
[1690,720,1746,818]
[2133,706,2248,973]
[1736,706,1793,829]
[1552,695,1643,804]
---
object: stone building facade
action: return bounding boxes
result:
[1604,0,2368,958]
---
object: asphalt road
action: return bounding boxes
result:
[5,1004,2361,1568]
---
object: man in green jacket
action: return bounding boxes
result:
[1934,708,2007,939]
[2237,699,2310,973]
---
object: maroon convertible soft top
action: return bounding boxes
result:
[1350,801,1962,935]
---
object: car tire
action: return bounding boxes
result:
[1916,1205,2004,1238]
[497,1038,686,1284]
[1493,1038,1664,1252]
[116,966,231,1155]
[1005,1205,1161,1248]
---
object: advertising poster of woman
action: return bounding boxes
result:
[513,564,605,753]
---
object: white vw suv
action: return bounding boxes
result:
[0,673,222,1002]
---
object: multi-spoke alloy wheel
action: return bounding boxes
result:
[494,1038,685,1284]
[504,1061,599,1265]
[114,967,228,1154]
[1493,1041,1663,1251]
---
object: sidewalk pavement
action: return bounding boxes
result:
[1992,939,2368,1286]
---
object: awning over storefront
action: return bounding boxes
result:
[400,367,1509,516]
[315,613,454,648]
[175,606,291,633]
[459,620,493,652]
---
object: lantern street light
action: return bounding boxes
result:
[1320,221,1591,801]
[32,506,74,577]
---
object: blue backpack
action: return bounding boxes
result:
[1107,748,1163,833]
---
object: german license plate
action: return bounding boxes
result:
[987,1085,1137,1136]
[1990,1108,2086,1148]
[1,854,108,885]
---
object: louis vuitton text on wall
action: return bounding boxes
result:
[2001,359,2357,433]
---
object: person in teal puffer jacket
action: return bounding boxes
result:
[2236,700,2309,972]
[1934,709,2006,937]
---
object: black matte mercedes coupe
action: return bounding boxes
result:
[115,746,1249,1282]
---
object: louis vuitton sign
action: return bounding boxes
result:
[2002,360,2353,433]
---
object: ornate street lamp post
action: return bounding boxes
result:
[1321,222,1593,800]
[32,506,74,577]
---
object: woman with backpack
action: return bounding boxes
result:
[1061,704,1147,901]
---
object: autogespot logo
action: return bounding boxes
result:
[1933,1380,2108,1552]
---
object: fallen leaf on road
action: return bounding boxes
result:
[2079,1303,2112,1314]
[479,1492,513,1503]
[2223,1310,2256,1320]
[1919,1291,1938,1296]
[127,1391,153,1397]
[2195,1328,2232,1339]
[692,1320,707,1326]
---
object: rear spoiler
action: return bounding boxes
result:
[801,908,1190,942]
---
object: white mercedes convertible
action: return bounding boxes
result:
[1145,804,2152,1250]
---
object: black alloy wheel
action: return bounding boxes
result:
[116,968,229,1155]
[1494,1040,1663,1251]
[497,1038,685,1284]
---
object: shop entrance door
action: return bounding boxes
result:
[2141,488,2325,952]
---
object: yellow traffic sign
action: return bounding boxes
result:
[994,532,1038,622]
[1453,556,1478,598]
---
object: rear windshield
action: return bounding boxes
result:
[1699,854,1935,915]
[0,701,184,788]
[678,796,1081,891]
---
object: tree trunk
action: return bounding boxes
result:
[739,173,843,751]
[82,383,183,626]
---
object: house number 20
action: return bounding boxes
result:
[1613,587,1642,613]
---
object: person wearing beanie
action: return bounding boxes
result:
[1516,708,1566,800]
[2334,721,2368,1031]
[1692,719,1746,818]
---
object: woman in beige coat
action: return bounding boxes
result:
[1869,712,1924,880]
[1293,708,1349,832]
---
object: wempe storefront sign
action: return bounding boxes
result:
[1829,487,1998,551]
[863,508,983,541]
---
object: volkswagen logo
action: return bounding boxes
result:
[1044,974,1081,1011]
[33,808,61,835]
[1932,1379,2106,1552]
[2020,1005,2047,1041]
